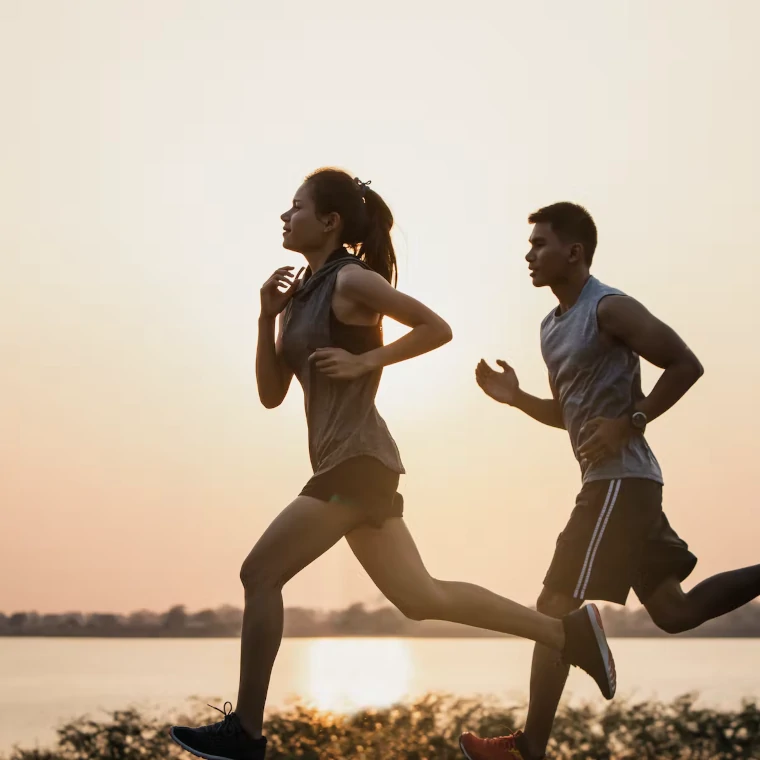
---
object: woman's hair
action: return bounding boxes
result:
[304,167,398,286]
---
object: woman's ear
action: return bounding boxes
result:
[321,211,341,233]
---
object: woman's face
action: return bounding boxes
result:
[281,182,331,253]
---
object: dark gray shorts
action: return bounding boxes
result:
[544,478,698,605]
[300,455,404,528]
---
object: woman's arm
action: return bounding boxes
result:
[256,266,300,407]
[310,266,452,379]
[256,314,294,408]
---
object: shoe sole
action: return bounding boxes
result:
[170,728,238,760]
[586,603,616,699]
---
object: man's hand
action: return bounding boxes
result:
[578,416,631,466]
[309,347,375,380]
[475,359,520,405]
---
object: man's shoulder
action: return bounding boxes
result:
[589,276,627,299]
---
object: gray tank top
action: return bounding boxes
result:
[281,250,405,477]
[540,276,663,485]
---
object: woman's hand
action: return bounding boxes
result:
[260,266,304,318]
[331,266,452,370]
[309,347,375,380]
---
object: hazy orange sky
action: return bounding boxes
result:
[2,1,759,616]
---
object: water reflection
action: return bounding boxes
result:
[305,638,412,712]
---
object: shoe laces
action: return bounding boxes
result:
[207,701,238,736]
[484,731,522,756]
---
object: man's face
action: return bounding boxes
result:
[525,222,576,287]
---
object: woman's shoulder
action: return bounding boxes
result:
[334,258,378,290]
[335,256,371,274]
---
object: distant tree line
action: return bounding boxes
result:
[2,601,760,637]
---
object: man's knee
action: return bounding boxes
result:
[646,603,695,634]
[536,588,582,618]
[643,578,696,634]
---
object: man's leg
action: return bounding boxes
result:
[459,479,626,760]
[644,565,760,634]
[519,589,582,760]
[637,506,760,633]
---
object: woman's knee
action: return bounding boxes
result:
[390,580,446,622]
[389,595,430,622]
[239,496,358,594]
[239,552,283,593]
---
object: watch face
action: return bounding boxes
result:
[632,412,647,430]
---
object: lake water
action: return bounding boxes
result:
[2,637,760,753]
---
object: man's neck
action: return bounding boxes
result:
[551,272,591,313]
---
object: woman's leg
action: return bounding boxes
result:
[236,496,365,737]
[345,517,564,648]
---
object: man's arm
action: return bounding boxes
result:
[598,295,704,423]
[475,359,565,429]
[513,389,565,428]
[578,294,704,464]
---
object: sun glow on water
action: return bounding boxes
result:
[304,638,413,713]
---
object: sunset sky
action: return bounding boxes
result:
[2,0,759,616]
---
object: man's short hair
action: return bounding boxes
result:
[528,202,598,265]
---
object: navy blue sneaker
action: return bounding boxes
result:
[170,702,267,760]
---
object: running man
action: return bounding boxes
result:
[460,202,760,760]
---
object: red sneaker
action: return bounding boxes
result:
[459,730,527,760]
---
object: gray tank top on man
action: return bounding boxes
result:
[540,276,663,485]
[281,254,405,477]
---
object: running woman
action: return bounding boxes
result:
[460,202,760,760]
[170,174,615,760]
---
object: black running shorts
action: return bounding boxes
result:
[300,455,404,528]
[543,478,697,604]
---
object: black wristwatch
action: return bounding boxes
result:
[630,410,647,434]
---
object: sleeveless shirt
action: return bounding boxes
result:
[540,276,663,485]
[281,250,405,477]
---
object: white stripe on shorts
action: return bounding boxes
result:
[580,478,622,598]
[573,479,622,599]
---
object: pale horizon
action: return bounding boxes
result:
[2,0,760,616]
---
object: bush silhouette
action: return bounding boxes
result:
[5,693,760,759]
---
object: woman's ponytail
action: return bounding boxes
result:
[356,185,397,286]
[305,168,398,287]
